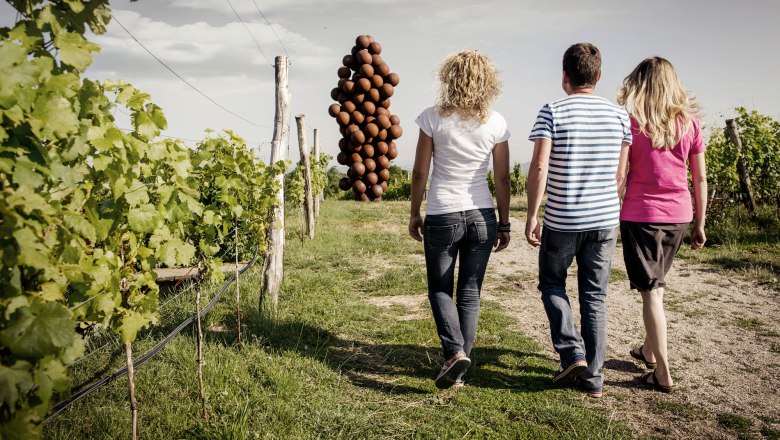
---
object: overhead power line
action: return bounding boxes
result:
[250,0,289,57]
[224,0,274,66]
[112,15,271,129]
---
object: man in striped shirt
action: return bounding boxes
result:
[525,42,631,398]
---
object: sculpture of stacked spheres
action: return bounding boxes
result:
[328,34,402,201]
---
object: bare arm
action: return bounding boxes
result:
[616,141,631,198]
[492,141,510,251]
[409,129,433,241]
[690,152,707,249]
[525,138,552,246]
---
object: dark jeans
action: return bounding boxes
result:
[424,208,496,360]
[538,226,618,389]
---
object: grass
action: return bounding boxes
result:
[43,200,631,439]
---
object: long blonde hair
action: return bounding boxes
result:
[436,50,502,124]
[617,57,699,149]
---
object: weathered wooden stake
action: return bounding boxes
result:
[124,343,138,440]
[296,114,315,239]
[313,128,322,217]
[726,119,757,214]
[195,259,207,419]
[262,56,291,311]
[235,216,241,347]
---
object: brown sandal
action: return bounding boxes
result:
[639,371,673,394]
[629,345,657,369]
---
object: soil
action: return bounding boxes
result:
[480,216,780,439]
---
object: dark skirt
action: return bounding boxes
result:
[620,221,689,291]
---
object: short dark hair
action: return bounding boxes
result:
[562,43,601,88]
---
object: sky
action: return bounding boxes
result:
[2,0,779,169]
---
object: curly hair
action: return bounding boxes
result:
[617,57,699,149]
[436,50,502,124]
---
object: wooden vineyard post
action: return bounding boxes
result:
[195,259,207,419]
[124,343,138,440]
[313,128,322,217]
[726,119,757,214]
[296,114,315,240]
[263,56,291,311]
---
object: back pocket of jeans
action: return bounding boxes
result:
[473,220,494,244]
[425,224,458,250]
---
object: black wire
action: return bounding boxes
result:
[45,246,262,422]
[111,15,271,129]
[250,0,288,57]
[225,0,274,66]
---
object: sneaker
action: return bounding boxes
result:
[552,358,587,384]
[435,352,471,390]
[575,377,603,398]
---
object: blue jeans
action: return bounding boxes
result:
[424,208,496,360]
[538,226,618,390]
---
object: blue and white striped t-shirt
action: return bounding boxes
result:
[528,95,631,232]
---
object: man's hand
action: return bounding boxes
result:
[408,215,423,242]
[525,217,541,247]
[494,231,510,252]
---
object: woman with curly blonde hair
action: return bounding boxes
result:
[617,57,708,393]
[408,50,511,389]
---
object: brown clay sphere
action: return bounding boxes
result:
[357,78,372,92]
[368,41,382,55]
[380,98,391,109]
[362,101,376,115]
[379,168,390,181]
[338,177,351,190]
[352,162,366,176]
[338,138,349,152]
[353,93,366,104]
[387,144,398,159]
[328,104,341,117]
[370,74,384,88]
[330,88,340,101]
[387,72,400,86]
[377,155,390,169]
[353,179,367,193]
[365,172,379,185]
[350,152,363,163]
[389,115,400,125]
[351,110,364,125]
[342,101,356,113]
[377,129,387,141]
[376,62,390,77]
[351,130,366,145]
[371,54,383,67]
[339,126,347,137]
[342,54,354,67]
[351,45,360,56]
[362,143,375,158]
[351,72,362,81]
[365,115,376,124]
[365,123,379,138]
[351,143,363,153]
[336,152,348,165]
[375,107,389,116]
[364,158,377,172]
[347,124,360,134]
[377,114,391,129]
[337,92,347,104]
[368,88,381,102]
[357,49,373,65]
[388,125,403,139]
[338,66,351,78]
[376,141,389,155]
[380,83,394,98]
[358,192,370,202]
[343,80,356,95]
[356,35,371,49]
[336,112,350,126]
[371,184,384,198]
[360,64,374,77]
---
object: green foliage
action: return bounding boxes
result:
[0,2,282,437]
[706,107,780,210]
[324,166,346,199]
[486,162,527,197]
[382,165,411,201]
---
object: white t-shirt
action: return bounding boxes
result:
[415,106,511,216]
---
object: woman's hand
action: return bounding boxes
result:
[525,217,541,247]
[409,215,423,242]
[494,231,510,252]
[690,225,706,250]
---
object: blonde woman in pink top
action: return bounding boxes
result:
[616,57,708,393]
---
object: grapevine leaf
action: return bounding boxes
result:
[0,301,77,359]
[11,157,45,189]
[53,31,100,72]
[117,311,149,344]
[156,238,196,267]
[128,204,158,234]
[0,361,34,409]
[33,357,69,402]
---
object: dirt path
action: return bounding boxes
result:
[481,215,780,439]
